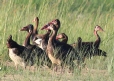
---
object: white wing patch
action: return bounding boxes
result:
[34,38,42,45]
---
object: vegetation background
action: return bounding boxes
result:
[0,0,114,81]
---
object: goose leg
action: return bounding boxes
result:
[68,61,75,73]
[52,63,58,72]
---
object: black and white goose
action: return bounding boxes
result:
[20,24,52,68]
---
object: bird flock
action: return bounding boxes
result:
[6,17,107,72]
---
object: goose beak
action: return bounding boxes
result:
[20,26,28,31]
[41,24,50,30]
[20,28,25,31]
[99,27,104,32]
[48,22,53,24]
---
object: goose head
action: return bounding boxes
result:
[33,17,39,34]
[7,35,18,48]
[41,19,60,30]
[33,17,39,22]
[94,25,104,32]
[20,24,33,33]
[42,23,57,31]
[56,33,68,44]
[49,19,60,30]
[56,33,67,40]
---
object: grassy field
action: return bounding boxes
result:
[0,0,114,81]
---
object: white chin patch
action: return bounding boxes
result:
[34,38,42,45]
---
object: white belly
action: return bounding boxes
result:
[9,48,25,67]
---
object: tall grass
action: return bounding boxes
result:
[0,0,114,80]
